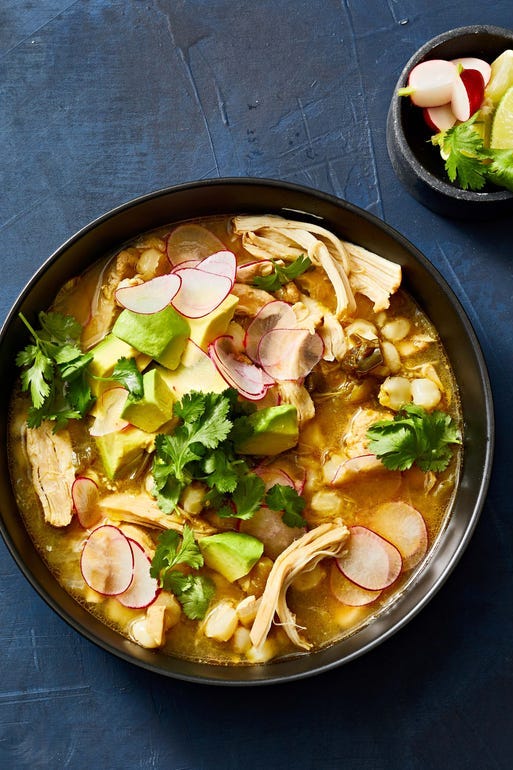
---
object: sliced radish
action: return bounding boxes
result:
[336,525,402,591]
[451,68,485,122]
[72,476,102,529]
[171,267,232,319]
[117,539,159,609]
[115,273,181,314]
[452,57,491,86]
[89,387,129,437]
[166,223,226,266]
[244,300,298,362]
[169,259,201,273]
[406,59,458,107]
[80,525,134,596]
[254,463,296,491]
[240,506,305,560]
[257,327,324,381]
[209,335,274,401]
[367,502,428,571]
[423,103,457,132]
[198,250,237,285]
[330,454,385,486]
[330,562,382,606]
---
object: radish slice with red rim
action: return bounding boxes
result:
[336,525,402,591]
[423,103,457,132]
[367,502,428,571]
[117,539,159,609]
[452,57,491,86]
[330,454,385,485]
[89,387,129,437]
[244,301,298,362]
[169,259,201,273]
[115,273,182,315]
[330,562,382,606]
[72,476,102,529]
[407,59,458,107]
[198,250,236,285]
[209,335,274,401]
[80,525,134,596]
[257,327,324,381]
[166,224,226,266]
[171,267,233,319]
[451,68,485,122]
[254,464,296,491]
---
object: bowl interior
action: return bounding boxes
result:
[0,179,494,684]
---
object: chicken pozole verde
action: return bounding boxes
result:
[9,214,461,665]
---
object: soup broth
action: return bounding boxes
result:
[8,214,461,665]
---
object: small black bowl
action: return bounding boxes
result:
[0,179,494,684]
[387,25,513,219]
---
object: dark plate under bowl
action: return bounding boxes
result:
[387,25,513,219]
[0,179,494,684]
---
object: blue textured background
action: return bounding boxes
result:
[1,2,512,768]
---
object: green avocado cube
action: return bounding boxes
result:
[95,427,155,480]
[121,368,177,433]
[199,532,264,582]
[187,294,239,350]
[235,404,299,455]
[112,306,190,370]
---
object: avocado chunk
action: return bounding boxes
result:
[199,532,264,582]
[121,368,176,433]
[112,306,190,370]
[88,334,151,396]
[159,343,228,399]
[188,294,239,350]
[95,427,154,480]
[235,405,299,455]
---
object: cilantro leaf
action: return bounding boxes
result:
[434,118,488,191]
[265,483,307,528]
[229,473,266,520]
[252,255,312,292]
[163,572,215,620]
[110,357,144,398]
[366,404,461,472]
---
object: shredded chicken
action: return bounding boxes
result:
[231,283,275,316]
[250,521,350,650]
[344,242,402,312]
[24,422,75,527]
[276,382,315,426]
[99,492,217,535]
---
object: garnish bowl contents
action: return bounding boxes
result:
[0,179,493,684]
[387,25,513,219]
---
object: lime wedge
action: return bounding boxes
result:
[490,85,513,149]
[485,49,513,106]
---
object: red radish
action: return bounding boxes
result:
[117,539,159,609]
[336,525,402,591]
[80,525,134,596]
[452,57,491,86]
[170,259,201,272]
[404,59,458,107]
[171,267,232,319]
[367,502,428,571]
[89,387,129,437]
[115,273,181,314]
[198,250,237,285]
[72,476,102,529]
[240,506,305,560]
[166,223,225,266]
[330,562,382,607]
[254,464,296,491]
[451,68,485,122]
[244,301,298,362]
[257,327,323,381]
[330,454,385,485]
[423,103,457,132]
[209,335,274,401]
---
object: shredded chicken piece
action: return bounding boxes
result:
[236,260,276,283]
[231,283,275,316]
[24,422,75,527]
[344,407,389,457]
[343,242,402,312]
[250,522,350,650]
[276,381,315,426]
[293,295,346,361]
[82,248,139,349]
[99,492,216,535]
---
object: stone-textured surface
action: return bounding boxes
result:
[1,2,512,768]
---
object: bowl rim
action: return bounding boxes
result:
[0,177,495,684]
[389,24,513,202]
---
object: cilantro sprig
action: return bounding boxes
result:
[366,404,461,472]
[16,311,94,429]
[252,255,312,292]
[149,526,214,619]
[94,357,144,399]
[432,116,513,192]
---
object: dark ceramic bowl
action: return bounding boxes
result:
[387,25,513,219]
[0,179,494,685]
